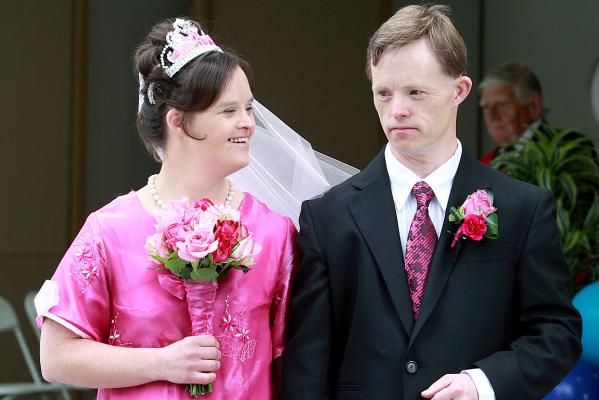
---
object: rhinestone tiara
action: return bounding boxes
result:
[159,18,222,78]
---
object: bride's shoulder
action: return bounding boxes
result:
[241,192,294,229]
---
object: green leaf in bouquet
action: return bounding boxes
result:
[150,254,166,265]
[484,213,499,239]
[165,256,188,277]
[200,256,214,269]
[217,266,231,279]
[448,206,463,223]
[235,263,252,272]
[178,265,192,280]
[190,267,219,281]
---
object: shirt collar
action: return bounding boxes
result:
[520,118,542,141]
[384,140,462,211]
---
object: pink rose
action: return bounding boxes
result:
[155,198,190,231]
[145,232,169,259]
[231,235,262,265]
[213,203,240,222]
[176,229,219,262]
[163,223,191,250]
[462,190,496,217]
[192,211,218,231]
[184,199,217,225]
[461,214,487,241]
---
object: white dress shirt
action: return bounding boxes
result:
[384,141,495,400]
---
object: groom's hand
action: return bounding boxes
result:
[421,374,478,400]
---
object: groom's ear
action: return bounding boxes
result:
[453,75,472,106]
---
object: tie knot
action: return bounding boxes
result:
[412,181,434,208]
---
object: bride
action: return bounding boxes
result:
[36,17,355,400]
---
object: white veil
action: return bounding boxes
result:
[231,101,359,227]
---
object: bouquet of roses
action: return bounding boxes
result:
[145,197,261,397]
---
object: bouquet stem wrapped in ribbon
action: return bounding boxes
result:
[184,280,218,396]
[146,198,261,397]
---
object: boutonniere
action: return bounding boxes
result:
[448,189,498,248]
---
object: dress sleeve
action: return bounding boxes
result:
[270,217,298,358]
[35,213,111,342]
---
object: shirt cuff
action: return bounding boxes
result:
[461,368,495,400]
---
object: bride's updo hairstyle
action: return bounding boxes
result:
[135,18,254,160]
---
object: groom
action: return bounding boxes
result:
[282,4,581,400]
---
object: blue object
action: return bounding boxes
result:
[544,359,599,399]
[573,281,599,367]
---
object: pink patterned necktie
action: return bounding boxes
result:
[404,181,437,318]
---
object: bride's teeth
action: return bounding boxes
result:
[229,138,247,143]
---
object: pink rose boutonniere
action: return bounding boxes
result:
[449,189,499,248]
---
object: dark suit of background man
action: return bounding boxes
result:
[282,4,581,400]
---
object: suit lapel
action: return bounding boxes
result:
[408,151,490,347]
[347,151,414,334]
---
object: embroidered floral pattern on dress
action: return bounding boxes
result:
[69,223,107,296]
[216,295,257,362]
[108,312,132,347]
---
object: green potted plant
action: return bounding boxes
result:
[490,123,599,294]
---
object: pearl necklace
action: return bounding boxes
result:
[147,174,235,209]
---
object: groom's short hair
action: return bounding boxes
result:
[366,4,467,79]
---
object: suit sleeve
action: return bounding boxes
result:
[282,200,334,400]
[475,190,582,399]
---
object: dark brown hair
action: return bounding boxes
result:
[135,18,254,160]
[366,4,467,79]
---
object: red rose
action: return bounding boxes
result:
[213,220,240,262]
[461,214,487,241]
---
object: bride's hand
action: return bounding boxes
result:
[158,335,221,385]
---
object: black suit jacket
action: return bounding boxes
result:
[282,149,582,400]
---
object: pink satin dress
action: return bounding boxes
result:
[35,191,297,399]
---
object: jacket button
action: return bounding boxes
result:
[406,360,418,374]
